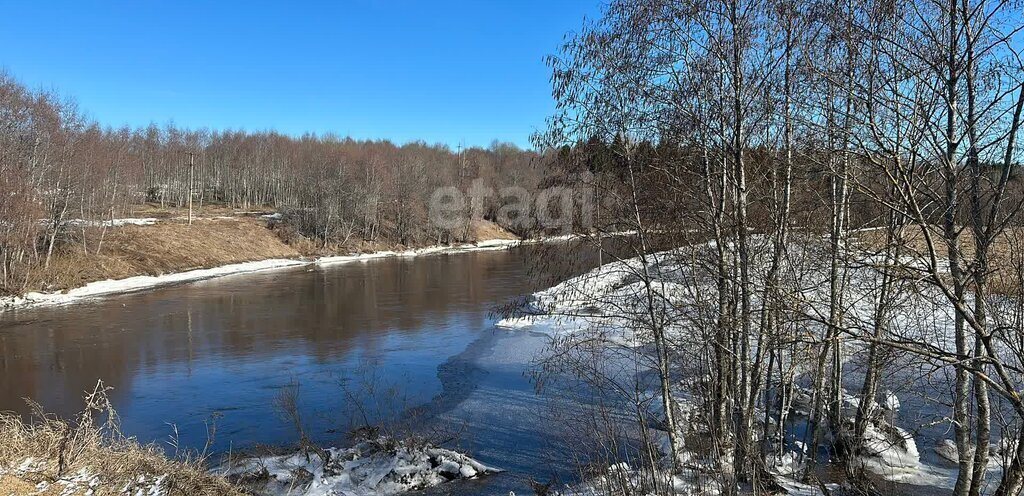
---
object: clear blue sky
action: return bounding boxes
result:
[0,1,601,149]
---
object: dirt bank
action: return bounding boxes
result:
[32,217,302,293]
[7,215,522,306]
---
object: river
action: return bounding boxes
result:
[0,243,599,495]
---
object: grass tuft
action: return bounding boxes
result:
[0,381,240,496]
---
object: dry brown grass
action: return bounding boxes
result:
[468,219,518,241]
[271,219,519,258]
[125,202,268,220]
[0,382,240,496]
[29,218,301,293]
[854,224,1024,296]
[20,216,519,294]
[0,474,51,496]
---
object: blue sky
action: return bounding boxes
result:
[0,1,601,149]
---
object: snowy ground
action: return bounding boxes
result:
[66,217,159,227]
[495,237,991,494]
[222,439,501,496]
[0,457,166,496]
[0,259,307,309]
[316,239,523,266]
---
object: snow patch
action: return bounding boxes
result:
[67,217,159,227]
[225,442,501,496]
[2,458,122,496]
[856,422,955,487]
[0,259,307,310]
[316,239,521,266]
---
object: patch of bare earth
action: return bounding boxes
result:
[467,220,519,241]
[30,218,300,293]
[855,224,1024,296]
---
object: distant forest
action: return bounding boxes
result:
[0,72,546,293]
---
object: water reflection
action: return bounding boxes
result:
[0,246,570,452]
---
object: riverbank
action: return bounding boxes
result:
[0,387,502,496]
[0,244,551,496]
[0,239,601,495]
[0,216,526,311]
[494,239,989,495]
[15,216,302,296]
[0,240,525,310]
[0,382,241,496]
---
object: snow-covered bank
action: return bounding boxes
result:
[495,253,674,347]
[224,439,501,496]
[316,238,523,266]
[313,232,629,267]
[495,238,994,494]
[0,259,308,309]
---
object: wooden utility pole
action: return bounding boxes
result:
[188,152,195,225]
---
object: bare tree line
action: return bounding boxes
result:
[538,0,1024,493]
[0,72,544,295]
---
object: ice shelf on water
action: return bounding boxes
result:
[0,258,307,309]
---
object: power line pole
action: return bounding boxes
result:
[188,152,194,226]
